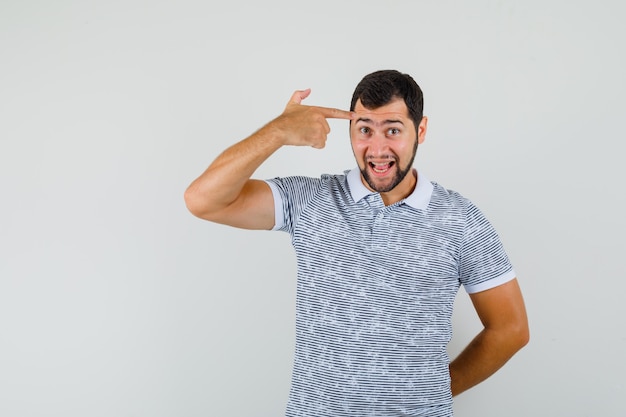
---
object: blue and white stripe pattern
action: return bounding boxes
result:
[266,168,515,417]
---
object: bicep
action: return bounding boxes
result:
[469,278,529,334]
[202,179,276,230]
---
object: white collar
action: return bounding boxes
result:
[346,167,433,210]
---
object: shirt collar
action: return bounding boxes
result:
[347,167,433,210]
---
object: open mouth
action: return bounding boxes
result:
[368,161,395,174]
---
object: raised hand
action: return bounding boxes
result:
[270,89,354,149]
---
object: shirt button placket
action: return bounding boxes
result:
[372,209,391,251]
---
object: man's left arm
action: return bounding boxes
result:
[449,278,529,397]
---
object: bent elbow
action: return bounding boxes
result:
[521,324,530,348]
[184,186,209,219]
[514,320,530,351]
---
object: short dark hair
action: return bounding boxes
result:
[350,70,424,132]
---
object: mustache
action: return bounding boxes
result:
[365,154,397,161]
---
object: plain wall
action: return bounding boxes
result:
[1,0,624,416]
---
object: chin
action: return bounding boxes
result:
[364,173,400,193]
[361,163,412,194]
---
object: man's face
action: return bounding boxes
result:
[350,98,427,200]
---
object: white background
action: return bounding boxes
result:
[1,1,624,416]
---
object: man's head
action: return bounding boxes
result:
[350,70,424,135]
[349,70,427,203]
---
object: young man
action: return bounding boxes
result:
[185,70,529,417]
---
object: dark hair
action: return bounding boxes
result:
[350,70,424,132]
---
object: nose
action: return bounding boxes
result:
[368,132,389,157]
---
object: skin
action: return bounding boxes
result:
[184,89,529,397]
[184,88,352,229]
[451,278,529,396]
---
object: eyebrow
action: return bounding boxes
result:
[355,117,405,126]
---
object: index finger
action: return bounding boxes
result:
[315,106,355,120]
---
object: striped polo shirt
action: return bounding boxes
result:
[265,168,516,417]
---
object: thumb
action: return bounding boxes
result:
[288,88,311,105]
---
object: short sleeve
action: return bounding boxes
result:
[265,180,286,231]
[459,202,516,293]
[264,176,322,235]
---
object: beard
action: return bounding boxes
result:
[360,140,418,193]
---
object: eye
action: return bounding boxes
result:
[359,126,371,135]
[387,127,400,136]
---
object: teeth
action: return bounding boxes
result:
[370,162,392,173]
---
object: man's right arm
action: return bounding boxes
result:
[184,124,283,230]
[183,89,354,230]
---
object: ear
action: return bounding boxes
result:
[417,116,428,145]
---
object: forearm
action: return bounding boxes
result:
[449,325,528,396]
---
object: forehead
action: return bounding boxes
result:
[353,98,411,124]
